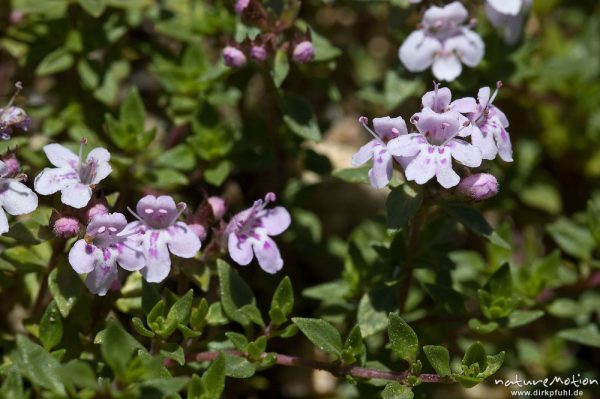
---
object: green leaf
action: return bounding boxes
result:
[121,88,146,130]
[381,382,414,399]
[468,318,499,334]
[78,0,106,17]
[272,50,289,87]
[269,276,294,325]
[279,93,321,141]
[558,324,600,348]
[332,166,370,184]
[387,314,418,363]
[160,343,185,366]
[587,198,600,244]
[190,298,209,332]
[224,354,256,378]
[36,48,74,76]
[39,301,63,351]
[217,260,256,327]
[132,317,155,338]
[481,352,505,378]
[292,317,343,358]
[12,336,65,395]
[225,332,249,351]
[462,342,487,371]
[163,289,193,332]
[423,346,451,377]
[546,218,595,260]
[100,320,144,377]
[59,360,97,390]
[357,290,395,337]
[48,261,82,318]
[344,325,364,358]
[0,368,24,399]
[155,144,196,171]
[453,374,483,388]
[386,184,423,229]
[204,160,232,186]
[188,374,203,399]
[508,310,545,328]
[201,353,226,399]
[443,202,510,249]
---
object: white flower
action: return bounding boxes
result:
[34,141,112,209]
[0,161,38,234]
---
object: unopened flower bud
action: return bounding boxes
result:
[87,203,109,222]
[207,196,227,220]
[189,223,208,241]
[223,46,247,68]
[292,41,315,64]
[235,0,250,14]
[250,45,268,61]
[457,173,499,201]
[53,217,80,238]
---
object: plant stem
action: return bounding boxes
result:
[186,350,454,384]
[32,238,65,317]
[397,206,425,312]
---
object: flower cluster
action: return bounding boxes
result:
[399,2,484,82]
[353,82,511,194]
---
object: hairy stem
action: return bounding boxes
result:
[186,350,454,384]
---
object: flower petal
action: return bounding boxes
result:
[478,87,491,109]
[85,262,118,296]
[470,125,498,160]
[404,151,436,184]
[34,167,79,195]
[351,141,376,167]
[167,222,201,258]
[253,236,283,274]
[414,107,461,143]
[422,87,452,112]
[432,54,463,82]
[495,126,514,162]
[486,0,522,16]
[446,29,485,67]
[68,240,97,274]
[373,116,408,139]
[43,143,79,169]
[61,183,93,209]
[399,30,441,72]
[435,152,461,188]
[450,97,478,113]
[0,181,38,216]
[368,149,393,189]
[0,208,8,235]
[0,161,9,178]
[387,134,424,157]
[261,206,291,236]
[140,231,171,283]
[423,1,469,28]
[116,238,146,271]
[448,139,482,167]
[228,233,254,266]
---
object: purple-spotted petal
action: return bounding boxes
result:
[140,230,171,283]
[253,236,284,274]
[61,183,93,209]
[34,167,80,195]
[136,195,178,228]
[448,139,482,167]
[494,125,514,162]
[87,213,127,235]
[435,151,460,188]
[0,181,38,216]
[387,133,424,158]
[116,238,146,271]
[261,206,291,236]
[228,233,254,266]
[399,30,442,72]
[167,222,201,258]
[68,240,97,274]
[368,149,393,189]
[85,262,118,296]
[405,151,437,184]
[470,125,498,160]
[43,144,79,169]
[351,141,376,167]
[415,108,461,143]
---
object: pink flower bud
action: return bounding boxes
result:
[53,217,80,238]
[457,173,499,201]
[87,203,109,222]
[207,196,227,220]
[292,41,315,64]
[235,0,250,14]
[250,45,268,61]
[223,46,247,68]
[189,223,208,241]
